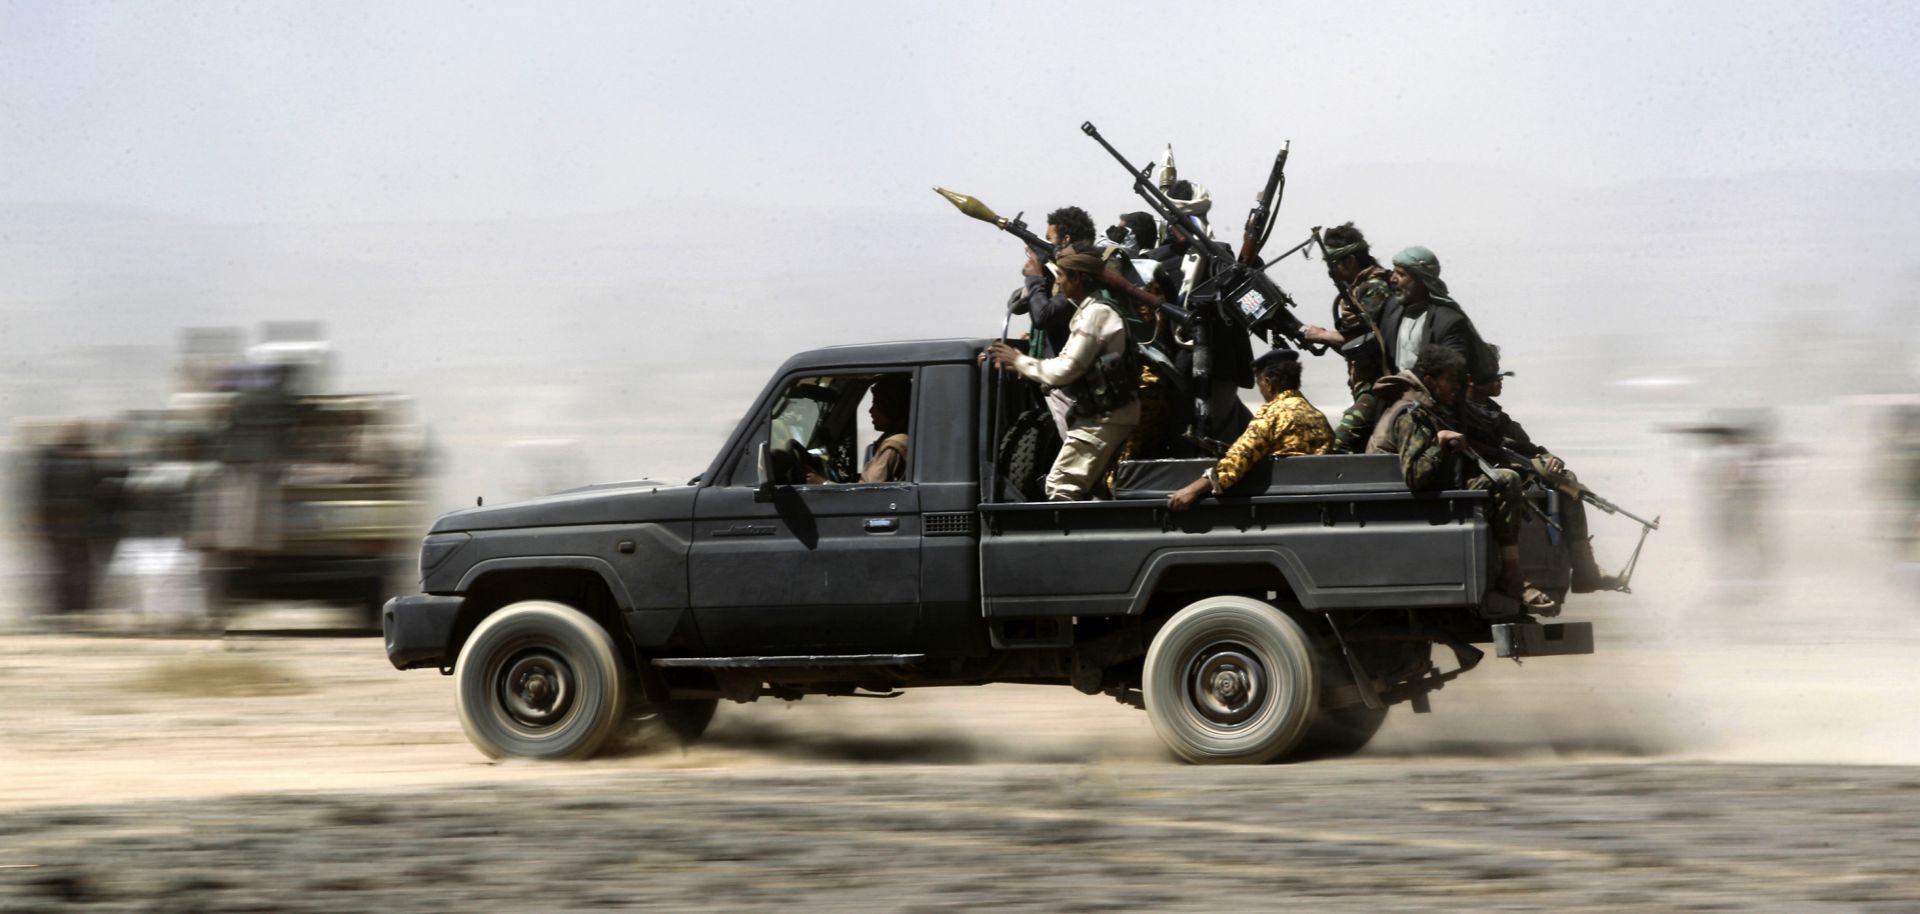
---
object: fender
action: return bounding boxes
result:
[456,555,636,610]
[1123,546,1315,614]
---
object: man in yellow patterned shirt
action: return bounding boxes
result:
[1167,348,1333,511]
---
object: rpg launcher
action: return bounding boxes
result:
[933,185,1197,348]
[933,188,1055,264]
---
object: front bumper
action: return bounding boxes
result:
[382,594,465,670]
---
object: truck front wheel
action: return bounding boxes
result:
[1143,596,1320,764]
[455,601,631,760]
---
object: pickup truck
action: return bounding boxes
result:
[383,338,1593,764]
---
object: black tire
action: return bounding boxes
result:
[1298,703,1389,759]
[1143,596,1320,764]
[996,406,1060,502]
[454,600,630,760]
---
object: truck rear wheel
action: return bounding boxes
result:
[1143,596,1320,764]
[455,600,630,760]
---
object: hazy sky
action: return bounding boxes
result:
[2,0,1918,486]
[4,1,1915,225]
[1,1,1917,505]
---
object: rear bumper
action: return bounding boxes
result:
[382,594,464,670]
[1491,621,1594,658]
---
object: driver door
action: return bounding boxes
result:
[688,372,922,653]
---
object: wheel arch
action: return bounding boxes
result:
[456,556,634,608]
[1125,547,1315,620]
[448,564,633,672]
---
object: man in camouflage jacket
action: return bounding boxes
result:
[1369,344,1558,614]
[1166,348,1333,511]
[1301,222,1393,396]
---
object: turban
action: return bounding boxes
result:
[1391,246,1453,304]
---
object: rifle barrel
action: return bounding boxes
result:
[1580,491,1661,530]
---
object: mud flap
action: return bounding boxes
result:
[1492,621,1593,658]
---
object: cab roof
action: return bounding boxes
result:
[775,337,990,374]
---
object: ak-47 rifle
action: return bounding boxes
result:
[1446,401,1662,589]
[1079,122,1320,444]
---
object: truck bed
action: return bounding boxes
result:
[980,455,1493,617]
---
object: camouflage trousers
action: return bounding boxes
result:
[1468,467,1524,548]
[1330,391,1383,455]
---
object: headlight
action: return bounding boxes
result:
[418,533,471,580]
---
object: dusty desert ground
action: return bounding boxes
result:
[3,583,1920,912]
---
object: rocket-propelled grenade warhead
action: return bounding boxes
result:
[932,187,1007,229]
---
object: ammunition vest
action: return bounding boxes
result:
[1064,299,1142,421]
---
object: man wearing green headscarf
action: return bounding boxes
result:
[1300,221,1393,397]
[1378,245,1486,381]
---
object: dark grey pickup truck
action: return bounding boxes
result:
[384,338,1593,764]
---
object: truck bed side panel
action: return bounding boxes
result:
[980,493,1488,617]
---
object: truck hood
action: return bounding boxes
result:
[428,480,697,533]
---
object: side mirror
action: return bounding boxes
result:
[755,440,775,503]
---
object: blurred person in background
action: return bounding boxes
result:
[207,363,296,558]
[105,430,214,630]
[1672,410,1782,594]
[1882,403,1920,563]
[33,422,117,620]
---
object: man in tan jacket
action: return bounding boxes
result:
[986,250,1140,501]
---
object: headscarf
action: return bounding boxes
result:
[1052,250,1106,281]
[1391,246,1454,304]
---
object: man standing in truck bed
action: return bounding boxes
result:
[987,250,1140,501]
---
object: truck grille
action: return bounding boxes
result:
[922,511,978,537]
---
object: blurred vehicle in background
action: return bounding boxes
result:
[11,323,435,631]
[194,349,431,629]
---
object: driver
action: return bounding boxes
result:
[856,376,911,483]
[802,376,911,484]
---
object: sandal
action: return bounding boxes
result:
[1519,584,1560,617]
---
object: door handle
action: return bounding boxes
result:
[863,517,899,533]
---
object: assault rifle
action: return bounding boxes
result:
[1079,122,1320,443]
[1446,400,1662,590]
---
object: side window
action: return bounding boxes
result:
[759,372,912,487]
